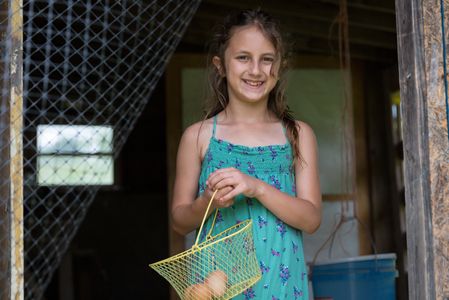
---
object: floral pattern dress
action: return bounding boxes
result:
[197,116,308,299]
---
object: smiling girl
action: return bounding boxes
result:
[171,9,321,299]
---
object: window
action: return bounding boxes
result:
[37,125,114,186]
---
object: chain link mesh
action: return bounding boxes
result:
[0,0,201,299]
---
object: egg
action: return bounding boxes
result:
[183,283,212,300]
[183,285,196,300]
[205,270,228,297]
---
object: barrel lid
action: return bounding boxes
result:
[311,253,397,266]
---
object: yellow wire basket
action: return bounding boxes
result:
[149,190,262,300]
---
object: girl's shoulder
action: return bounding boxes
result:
[183,118,214,140]
[294,120,317,146]
[182,118,215,159]
[294,120,314,134]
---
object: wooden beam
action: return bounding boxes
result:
[395,0,438,299]
[317,0,395,14]
[9,0,24,299]
[0,2,12,299]
[352,62,372,255]
[421,0,449,298]
[195,3,397,49]
[0,0,24,299]
[204,0,396,32]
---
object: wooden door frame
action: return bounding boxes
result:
[165,54,206,300]
[395,0,438,299]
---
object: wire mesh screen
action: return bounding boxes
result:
[0,0,201,299]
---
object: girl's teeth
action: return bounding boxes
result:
[245,80,262,86]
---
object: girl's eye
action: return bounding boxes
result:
[262,57,275,64]
[237,55,249,61]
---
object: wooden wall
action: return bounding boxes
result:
[423,1,449,298]
[396,0,449,299]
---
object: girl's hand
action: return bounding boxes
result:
[201,185,234,209]
[206,168,260,202]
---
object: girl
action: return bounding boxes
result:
[171,9,321,299]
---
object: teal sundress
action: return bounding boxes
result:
[197,116,308,300]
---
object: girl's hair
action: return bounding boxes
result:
[204,9,302,164]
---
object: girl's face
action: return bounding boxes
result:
[215,25,279,105]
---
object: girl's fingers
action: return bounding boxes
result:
[219,186,242,202]
[216,186,232,198]
[207,172,226,186]
[212,187,233,207]
[214,177,236,190]
[208,174,235,190]
[207,168,237,184]
[211,186,232,206]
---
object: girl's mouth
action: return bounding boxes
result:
[243,79,264,87]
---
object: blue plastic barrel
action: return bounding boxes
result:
[310,253,398,300]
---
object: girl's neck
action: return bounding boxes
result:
[221,101,276,124]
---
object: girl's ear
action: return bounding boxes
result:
[212,56,225,77]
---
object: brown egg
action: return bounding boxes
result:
[194,283,213,300]
[205,270,228,297]
[183,283,212,300]
[182,285,194,300]
[183,284,195,300]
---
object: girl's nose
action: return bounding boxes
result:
[249,60,262,76]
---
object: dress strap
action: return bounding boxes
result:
[212,115,217,138]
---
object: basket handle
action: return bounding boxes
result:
[193,189,219,247]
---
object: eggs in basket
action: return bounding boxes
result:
[184,270,228,300]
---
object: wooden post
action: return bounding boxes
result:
[0,1,10,300]
[0,0,24,299]
[422,1,449,298]
[395,0,449,299]
[352,61,373,255]
[0,0,11,295]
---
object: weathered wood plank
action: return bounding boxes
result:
[422,0,449,299]
[0,1,24,299]
[395,0,437,299]
[0,1,12,299]
[9,0,24,299]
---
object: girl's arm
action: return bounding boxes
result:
[206,121,321,234]
[259,121,321,233]
[171,122,234,235]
